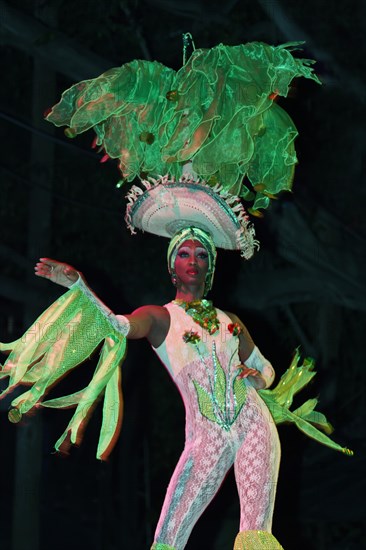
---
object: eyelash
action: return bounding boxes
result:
[177,252,208,259]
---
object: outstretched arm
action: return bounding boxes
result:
[34,258,169,344]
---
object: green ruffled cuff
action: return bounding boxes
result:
[0,284,126,460]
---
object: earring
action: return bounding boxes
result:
[171,271,178,286]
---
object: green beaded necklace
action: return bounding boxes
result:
[173,299,220,335]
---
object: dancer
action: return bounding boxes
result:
[0,39,352,549]
[2,177,351,550]
[33,222,280,549]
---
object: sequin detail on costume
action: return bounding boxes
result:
[192,342,247,430]
[234,530,284,549]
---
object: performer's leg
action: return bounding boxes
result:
[234,396,281,533]
[151,544,176,550]
[153,430,234,550]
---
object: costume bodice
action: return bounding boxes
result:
[153,302,241,379]
[152,302,253,436]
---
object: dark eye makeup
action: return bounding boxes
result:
[177,246,208,260]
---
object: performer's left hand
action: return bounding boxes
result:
[34,258,79,288]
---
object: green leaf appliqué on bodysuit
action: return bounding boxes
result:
[192,342,247,430]
[232,373,248,421]
[192,380,218,424]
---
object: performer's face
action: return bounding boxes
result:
[174,240,209,288]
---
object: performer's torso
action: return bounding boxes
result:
[153,302,240,377]
[152,302,263,441]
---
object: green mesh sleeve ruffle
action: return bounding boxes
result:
[0,285,126,460]
[46,41,320,211]
[258,350,353,456]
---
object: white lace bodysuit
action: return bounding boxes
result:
[152,302,281,549]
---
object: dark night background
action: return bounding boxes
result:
[0,1,365,549]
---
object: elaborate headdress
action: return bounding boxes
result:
[124,172,259,294]
[2,38,350,463]
[46,40,321,217]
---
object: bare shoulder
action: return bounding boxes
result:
[223,310,254,360]
[223,310,241,325]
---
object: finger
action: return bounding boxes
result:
[242,369,259,378]
[35,262,52,271]
[34,264,50,275]
[35,260,57,278]
[39,258,52,266]
[39,258,59,268]
[36,263,52,274]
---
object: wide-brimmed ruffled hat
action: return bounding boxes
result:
[125,174,259,260]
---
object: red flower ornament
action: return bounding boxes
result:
[228,323,241,336]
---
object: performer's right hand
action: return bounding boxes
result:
[34,258,79,288]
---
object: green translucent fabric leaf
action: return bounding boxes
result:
[260,396,347,454]
[46,41,320,206]
[46,60,176,180]
[252,193,271,210]
[239,185,255,201]
[47,61,175,133]
[292,399,334,434]
[162,42,320,196]
[247,104,297,195]
[0,286,126,460]
[49,335,126,459]
[291,397,318,417]
[1,292,106,396]
[259,352,353,455]
[40,390,85,409]
[98,361,123,460]
[192,379,217,423]
[265,350,316,408]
